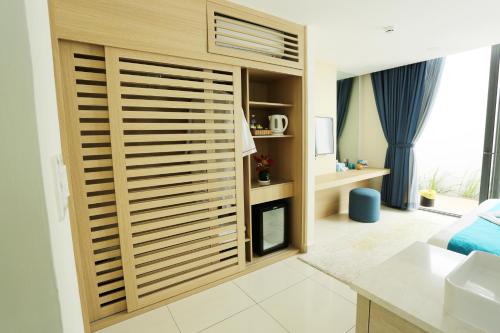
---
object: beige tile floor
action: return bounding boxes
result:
[97,256,357,333]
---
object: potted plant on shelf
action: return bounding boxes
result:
[254,154,274,186]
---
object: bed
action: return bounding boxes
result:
[428,199,500,256]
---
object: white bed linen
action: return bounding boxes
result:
[427,199,500,248]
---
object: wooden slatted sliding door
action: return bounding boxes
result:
[58,41,126,321]
[104,47,245,311]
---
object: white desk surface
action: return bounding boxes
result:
[350,242,483,333]
[315,168,390,191]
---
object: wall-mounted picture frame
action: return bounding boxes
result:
[315,116,335,156]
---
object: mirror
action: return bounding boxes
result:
[315,116,335,156]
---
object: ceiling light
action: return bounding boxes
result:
[384,26,395,33]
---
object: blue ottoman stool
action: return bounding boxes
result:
[349,188,380,223]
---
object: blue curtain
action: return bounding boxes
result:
[336,78,354,160]
[371,62,427,209]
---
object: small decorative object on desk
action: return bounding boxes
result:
[254,154,274,185]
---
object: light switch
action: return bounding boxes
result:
[53,154,70,222]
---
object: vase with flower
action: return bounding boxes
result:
[254,154,274,186]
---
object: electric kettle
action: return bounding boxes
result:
[268,114,288,135]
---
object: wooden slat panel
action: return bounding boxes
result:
[77,97,108,107]
[207,2,304,70]
[83,158,113,169]
[94,249,121,262]
[96,269,123,284]
[84,171,114,182]
[214,15,298,41]
[119,61,233,82]
[95,259,123,274]
[121,86,233,101]
[99,289,126,304]
[137,249,238,286]
[132,206,237,234]
[80,135,111,144]
[129,198,236,223]
[89,216,118,229]
[92,237,120,251]
[75,71,107,82]
[124,143,234,155]
[215,40,299,60]
[98,280,125,294]
[128,179,236,201]
[135,240,237,274]
[134,224,237,256]
[74,57,106,69]
[122,122,234,131]
[119,74,234,92]
[127,171,236,190]
[121,99,234,111]
[134,233,236,266]
[86,193,116,205]
[129,188,235,212]
[76,84,107,94]
[124,133,234,143]
[137,257,238,296]
[122,110,233,121]
[105,47,245,311]
[125,152,235,167]
[133,215,237,246]
[59,41,125,321]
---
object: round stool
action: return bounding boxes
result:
[349,188,380,223]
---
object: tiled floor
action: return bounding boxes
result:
[97,256,357,333]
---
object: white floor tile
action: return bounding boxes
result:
[347,326,356,333]
[234,261,307,302]
[96,306,179,333]
[201,305,287,333]
[168,282,254,333]
[283,256,317,277]
[309,271,357,304]
[260,279,356,333]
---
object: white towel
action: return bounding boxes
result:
[240,107,256,157]
[479,211,500,226]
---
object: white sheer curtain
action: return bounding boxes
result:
[409,58,445,209]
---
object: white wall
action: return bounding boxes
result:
[24,1,85,332]
[340,75,387,189]
[338,77,360,162]
[306,26,338,246]
[0,1,63,332]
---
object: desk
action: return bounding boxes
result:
[315,168,390,191]
[314,168,390,218]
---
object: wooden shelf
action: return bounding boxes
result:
[250,178,293,205]
[252,134,293,139]
[249,101,293,108]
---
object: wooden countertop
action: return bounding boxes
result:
[315,168,390,191]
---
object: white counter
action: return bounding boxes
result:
[350,242,483,333]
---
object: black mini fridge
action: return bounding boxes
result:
[252,200,289,256]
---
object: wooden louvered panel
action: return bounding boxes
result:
[207,2,304,69]
[59,41,126,321]
[105,47,245,311]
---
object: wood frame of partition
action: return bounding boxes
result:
[48,0,308,331]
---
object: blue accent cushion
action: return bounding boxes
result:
[448,202,500,256]
[349,188,381,223]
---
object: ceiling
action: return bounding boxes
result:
[230,0,500,78]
